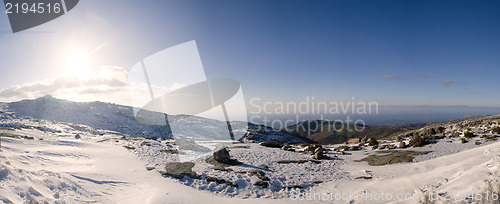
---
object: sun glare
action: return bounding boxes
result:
[65,52,92,79]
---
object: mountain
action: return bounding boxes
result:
[283,120,417,144]
[1,95,172,138]
[0,96,309,144]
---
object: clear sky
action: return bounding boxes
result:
[0,0,499,110]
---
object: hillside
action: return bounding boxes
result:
[283,120,416,144]
[0,96,308,145]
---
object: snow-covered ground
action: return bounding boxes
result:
[2,125,500,203]
[0,129,277,204]
[2,97,500,203]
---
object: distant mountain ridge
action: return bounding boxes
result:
[0,96,310,144]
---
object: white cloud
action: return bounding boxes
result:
[0,66,132,105]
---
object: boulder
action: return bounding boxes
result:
[367,138,379,146]
[347,138,361,144]
[162,162,200,179]
[313,146,328,160]
[213,148,230,162]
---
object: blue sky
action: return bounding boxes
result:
[0,0,499,109]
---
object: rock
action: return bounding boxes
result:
[334,146,349,152]
[398,141,406,148]
[206,176,226,184]
[213,148,230,162]
[74,134,81,139]
[355,151,432,166]
[277,160,321,164]
[254,181,269,188]
[123,145,135,150]
[162,162,200,179]
[355,175,372,179]
[304,144,322,152]
[159,149,178,154]
[249,170,270,181]
[313,147,328,160]
[347,138,361,144]
[226,181,239,187]
[281,145,289,151]
[258,164,270,170]
[349,145,360,151]
[367,138,379,146]
[146,167,155,171]
[283,185,303,189]
[177,138,210,152]
[360,136,369,143]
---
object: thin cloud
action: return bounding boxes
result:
[415,73,434,78]
[0,66,131,105]
[439,80,455,87]
[380,75,413,80]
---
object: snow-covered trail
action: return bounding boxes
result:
[0,136,288,203]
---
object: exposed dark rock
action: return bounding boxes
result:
[355,151,432,166]
[258,164,270,170]
[226,181,239,187]
[367,138,379,146]
[277,160,321,164]
[313,146,328,160]
[162,162,200,179]
[355,176,373,179]
[283,185,303,189]
[248,170,270,181]
[254,181,269,188]
[212,167,233,172]
[206,176,226,184]
[123,145,135,150]
[159,149,178,154]
[213,148,230,162]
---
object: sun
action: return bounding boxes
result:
[65,52,92,79]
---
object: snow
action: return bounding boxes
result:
[1,97,500,203]
[0,130,267,204]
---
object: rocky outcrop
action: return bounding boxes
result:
[213,148,230,162]
[162,162,200,179]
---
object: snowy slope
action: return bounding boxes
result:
[1,96,306,144]
[0,129,288,204]
[2,97,500,203]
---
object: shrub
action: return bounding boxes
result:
[260,142,284,148]
[464,132,475,138]
[409,135,428,147]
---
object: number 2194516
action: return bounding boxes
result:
[5,2,62,14]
